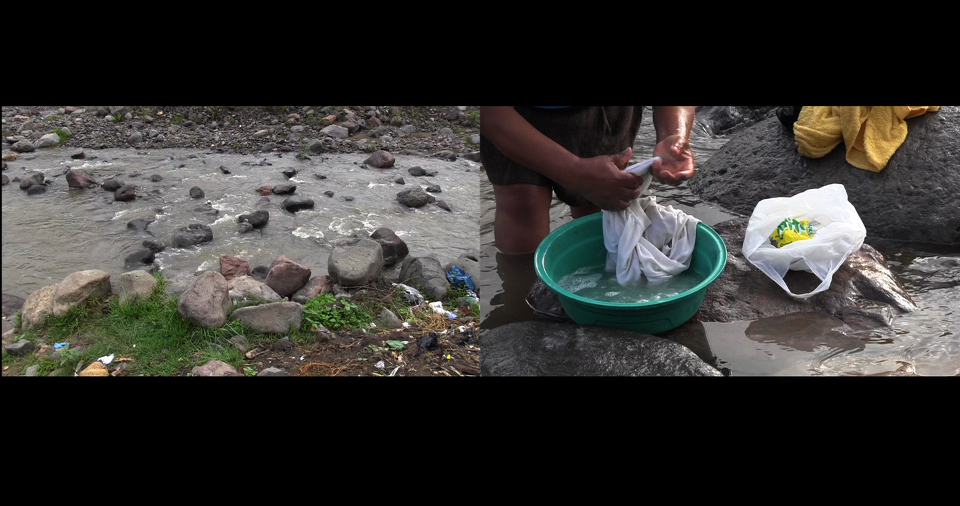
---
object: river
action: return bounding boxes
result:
[2,148,481,302]
[479,107,959,376]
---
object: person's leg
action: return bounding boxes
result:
[492,183,553,255]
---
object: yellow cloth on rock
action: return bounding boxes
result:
[794,106,940,172]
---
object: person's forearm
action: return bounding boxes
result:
[480,106,580,187]
[652,106,696,143]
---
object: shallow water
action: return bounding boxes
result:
[2,147,481,300]
[480,107,960,376]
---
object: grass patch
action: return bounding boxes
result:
[3,273,277,376]
[52,128,70,143]
[302,293,373,332]
[2,272,476,376]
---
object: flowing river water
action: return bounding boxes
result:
[2,148,481,305]
[480,108,959,376]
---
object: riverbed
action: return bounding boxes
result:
[2,147,481,301]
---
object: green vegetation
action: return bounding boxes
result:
[302,293,373,332]
[52,127,70,144]
[466,109,479,126]
[3,273,274,376]
[2,271,480,377]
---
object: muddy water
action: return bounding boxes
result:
[2,147,481,300]
[480,109,960,376]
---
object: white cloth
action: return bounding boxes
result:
[602,173,700,285]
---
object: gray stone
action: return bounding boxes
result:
[34,133,61,148]
[397,186,435,208]
[321,124,349,139]
[399,255,448,301]
[5,339,36,356]
[118,270,158,304]
[237,210,269,228]
[327,238,384,287]
[481,321,724,376]
[172,223,213,248]
[52,270,112,317]
[228,276,282,304]
[364,150,395,168]
[229,301,303,334]
[282,196,314,212]
[370,227,409,267]
[264,256,311,298]
[190,360,241,376]
[66,168,97,189]
[177,271,231,328]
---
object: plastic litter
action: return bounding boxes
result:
[446,266,476,291]
[54,342,70,350]
[393,283,425,306]
[98,354,115,365]
[428,301,457,319]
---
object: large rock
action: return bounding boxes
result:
[292,275,333,304]
[282,195,314,212]
[694,217,918,329]
[101,178,124,192]
[220,255,251,281]
[237,210,269,229]
[191,360,241,376]
[229,301,303,334]
[65,168,98,189]
[114,184,136,202]
[264,256,311,298]
[369,227,409,266]
[228,275,282,304]
[695,106,777,135]
[172,223,213,248]
[688,107,960,247]
[52,270,112,317]
[327,238,384,287]
[34,133,61,148]
[20,285,57,331]
[481,321,723,376]
[364,150,395,168]
[397,186,435,208]
[20,270,112,330]
[19,172,44,191]
[177,271,231,328]
[399,255,448,301]
[2,293,25,317]
[118,270,158,304]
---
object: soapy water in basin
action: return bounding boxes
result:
[556,263,704,304]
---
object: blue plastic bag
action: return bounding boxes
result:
[446,266,475,291]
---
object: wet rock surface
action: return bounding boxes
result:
[688,106,960,247]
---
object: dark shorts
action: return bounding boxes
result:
[480,106,644,207]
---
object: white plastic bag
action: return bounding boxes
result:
[742,184,866,299]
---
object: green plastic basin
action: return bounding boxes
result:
[534,213,727,334]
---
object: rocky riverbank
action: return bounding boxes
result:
[2,106,482,377]
[2,106,480,158]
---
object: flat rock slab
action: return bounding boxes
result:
[481,321,723,376]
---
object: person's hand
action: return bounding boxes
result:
[568,147,642,211]
[651,133,696,185]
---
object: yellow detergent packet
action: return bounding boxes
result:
[770,218,815,248]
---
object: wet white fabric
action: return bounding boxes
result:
[602,172,700,285]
